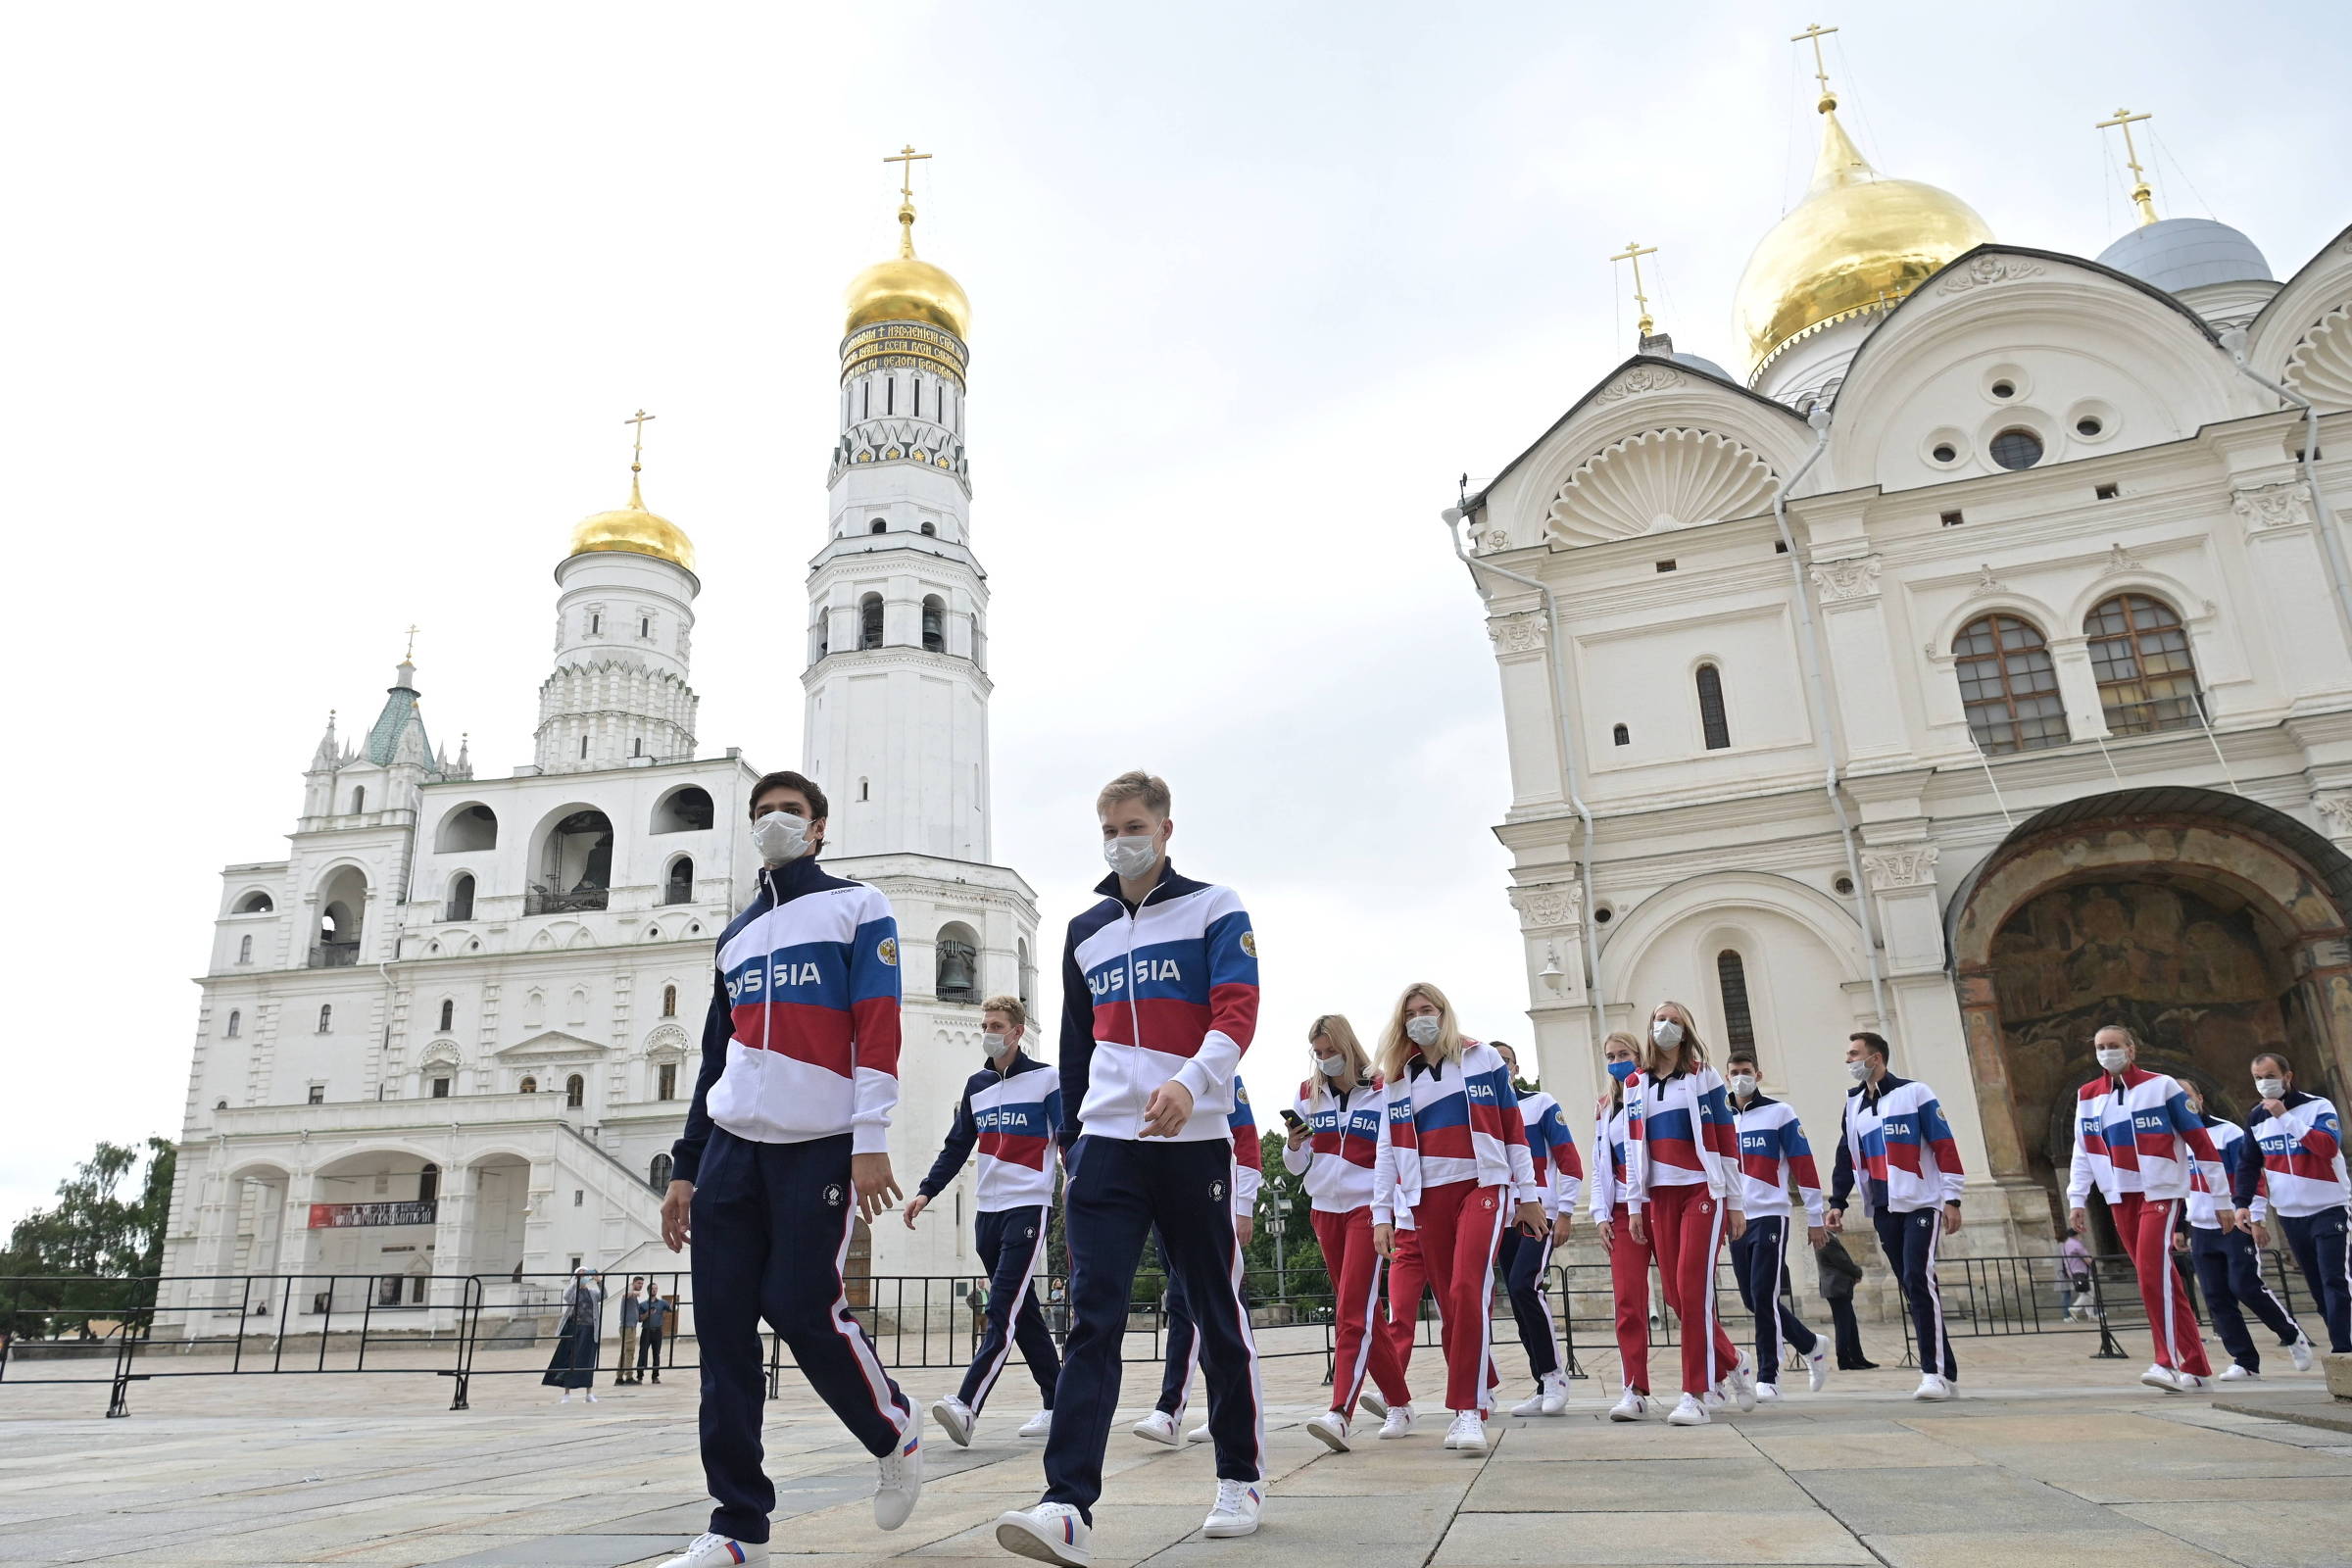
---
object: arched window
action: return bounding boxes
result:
[658,1061,678,1100]
[1954,613,2071,755]
[859,593,884,650]
[1612,723,1631,747]
[1695,664,1731,751]
[225,1009,241,1038]
[417,1163,439,1203]
[519,1075,538,1095]
[921,595,947,654]
[435,804,498,853]
[1716,950,1756,1052]
[662,984,678,1017]
[652,786,714,834]
[437,999,454,1032]
[316,1004,332,1034]
[649,1152,674,1191]
[663,857,694,906]
[935,921,981,1004]
[237,935,252,964]
[446,873,474,922]
[237,891,274,913]
[2085,593,2201,736]
[859,777,870,802]
[920,520,937,536]
[869,518,888,535]
[565,1073,585,1109]
[351,786,366,814]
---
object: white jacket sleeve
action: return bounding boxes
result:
[1589,1105,1617,1223]
[1372,1093,1397,1228]
[2065,1100,2093,1206]
[1280,1095,1313,1176]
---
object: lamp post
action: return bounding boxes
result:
[1268,1196,1292,1300]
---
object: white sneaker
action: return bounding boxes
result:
[2290,1337,2315,1372]
[931,1396,975,1447]
[1186,1423,1211,1445]
[1377,1402,1416,1439]
[2217,1364,2259,1382]
[1755,1382,1783,1403]
[873,1432,922,1531]
[1130,1409,1183,1446]
[2172,1372,2208,1393]
[558,1392,571,1404]
[1912,1374,1954,1401]
[1666,1393,1710,1426]
[1018,1408,1054,1439]
[1607,1388,1650,1422]
[1806,1348,1830,1394]
[1538,1369,1570,1415]
[1509,1387,1548,1417]
[585,1392,599,1403]
[1305,1411,1350,1452]
[657,1533,771,1568]
[995,1502,1092,1567]
[1202,1478,1263,1538]
[1730,1350,1759,1412]
[1443,1409,1488,1452]
[1700,1389,1726,1411]
[1359,1390,1390,1418]
[2139,1363,2183,1393]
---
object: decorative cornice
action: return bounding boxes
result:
[1808,555,1883,603]
[1487,611,1546,656]
[1936,257,2046,294]
[1595,365,1684,402]
[2315,792,2352,838]
[1506,882,1584,931]
[2230,481,2313,531]
[1860,845,1939,890]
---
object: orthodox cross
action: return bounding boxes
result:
[2095,108,2160,226]
[403,624,420,662]
[624,409,656,477]
[1609,240,1659,339]
[1791,23,1839,111]
[884,144,931,202]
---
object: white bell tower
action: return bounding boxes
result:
[805,149,1041,1278]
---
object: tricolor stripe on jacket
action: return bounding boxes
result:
[1284,1078,1386,1214]
[2232,1091,2350,1218]
[2066,1068,2221,1205]
[1372,1039,1537,1227]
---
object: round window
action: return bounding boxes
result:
[1834,875,1855,897]
[1989,428,2044,470]
[1932,443,1958,464]
[1990,379,2016,400]
[2076,416,2103,437]
[1592,906,1614,925]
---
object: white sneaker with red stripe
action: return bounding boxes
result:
[1359,1391,1390,1418]
[996,1502,1092,1567]
[1130,1409,1184,1446]
[1305,1410,1350,1451]
[657,1534,768,1568]
[873,1431,922,1530]
[1202,1478,1264,1538]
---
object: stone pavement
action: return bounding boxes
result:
[1,1337,2347,1567]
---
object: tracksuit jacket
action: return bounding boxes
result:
[1283,1077,1386,1213]
[1625,1064,1741,1208]
[1517,1089,1586,1217]
[672,857,903,1181]
[2066,1066,2221,1206]
[1372,1039,1537,1228]
[918,1052,1062,1212]
[1058,863,1259,1144]
[2185,1116,2268,1228]
[1831,1073,1964,1217]
[1589,1096,1638,1221]
[1227,1082,1264,1214]
[1733,1093,1826,1225]
[2232,1092,2351,1217]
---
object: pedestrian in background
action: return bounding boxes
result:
[617,1275,647,1385]
[2059,1228,2094,1321]
[640,1288,672,1384]
[1814,1231,1874,1369]
[545,1267,606,1405]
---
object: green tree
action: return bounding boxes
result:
[1244,1128,1325,1300]
[1,1138,175,1337]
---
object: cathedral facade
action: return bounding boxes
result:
[157,171,1029,1330]
[1461,82,2352,1255]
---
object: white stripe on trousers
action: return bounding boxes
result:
[1338,1242,1387,1412]
[1214,1200,1268,1478]
[1768,1212,1791,1373]
[2155,1199,2181,1368]
[2245,1239,2299,1333]
[968,1216,1052,1415]
[1473,1196,1509,1413]
[1920,1210,1948,1380]
[1700,1196,1727,1390]
[827,1193,907,1443]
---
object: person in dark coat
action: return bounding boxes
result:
[1814,1233,1876,1370]
[639,1288,672,1384]
[544,1268,607,1403]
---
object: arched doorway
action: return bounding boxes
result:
[1948,787,2352,1237]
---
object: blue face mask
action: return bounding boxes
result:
[1607,1059,1637,1083]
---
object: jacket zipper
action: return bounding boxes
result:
[1122,879,1166,1124]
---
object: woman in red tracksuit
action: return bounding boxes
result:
[1371,982,1543,1456]
[1591,1031,1663,1421]
[1624,1001,1751,1427]
[1281,1014,1411,1452]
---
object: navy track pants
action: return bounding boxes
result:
[1494,1224,1559,1382]
[2279,1205,2352,1354]
[1874,1205,1956,1382]
[2186,1223,2306,1372]
[1730,1214,1819,1382]
[957,1204,1059,1415]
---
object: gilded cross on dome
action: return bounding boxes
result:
[884,144,932,202]
[1791,23,1839,112]
[1609,240,1659,339]
[2095,108,2160,227]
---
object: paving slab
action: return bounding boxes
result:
[1860,1526,2244,1568]
[1464,1456,1819,1513]
[1432,1508,1875,1564]
[2117,1498,2352,1568]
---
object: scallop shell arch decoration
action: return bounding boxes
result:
[2285,302,2352,412]
[1546,428,1778,545]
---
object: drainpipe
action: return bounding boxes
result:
[1445,511,1608,1046]
[2220,327,2352,646]
[1767,409,1895,1039]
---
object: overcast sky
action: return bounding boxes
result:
[5,1,2343,1228]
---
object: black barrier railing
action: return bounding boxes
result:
[1889,1248,2314,1367]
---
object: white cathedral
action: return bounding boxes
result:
[1464,67,2351,1257]
[157,171,1035,1328]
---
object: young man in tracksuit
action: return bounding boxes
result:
[1134,1081,1262,1446]
[910,995,1062,1446]
[1829,1031,1965,1401]
[2065,1025,2230,1392]
[2232,1051,2352,1356]
[656,771,921,1568]
[995,771,1264,1568]
[1725,1049,1829,1399]
[2179,1078,2314,1379]
[1494,1041,1582,1418]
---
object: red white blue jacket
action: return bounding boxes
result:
[2231,1091,2349,1219]
[1589,1096,1639,1221]
[1517,1090,1586,1216]
[1733,1093,1825,1225]
[917,1051,1061,1214]
[1624,1064,1740,1208]
[1283,1076,1386,1214]
[1058,863,1258,1144]
[1228,1079,1264,1216]
[1831,1072,1964,1217]
[672,858,902,1181]
[2186,1114,2268,1228]
[2066,1067,2221,1205]
[1372,1039,1537,1228]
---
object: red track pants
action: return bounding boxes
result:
[1606,1202,1655,1394]
[1407,1181,1510,1413]
[2115,1192,2213,1376]
[1643,1183,1740,1396]
[1381,1223,1424,1383]
[1312,1205,1410,1417]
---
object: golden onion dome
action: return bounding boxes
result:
[566,474,696,573]
[845,201,970,340]
[1732,104,1992,376]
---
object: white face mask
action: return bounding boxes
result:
[1847,1059,1872,1083]
[2095,1046,2130,1074]
[2255,1076,2286,1100]
[751,810,810,864]
[986,1030,1018,1060]
[1102,835,1158,879]
[1650,1018,1684,1049]
[1728,1073,1757,1098]
[1405,1015,1442,1049]
[1314,1053,1346,1078]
